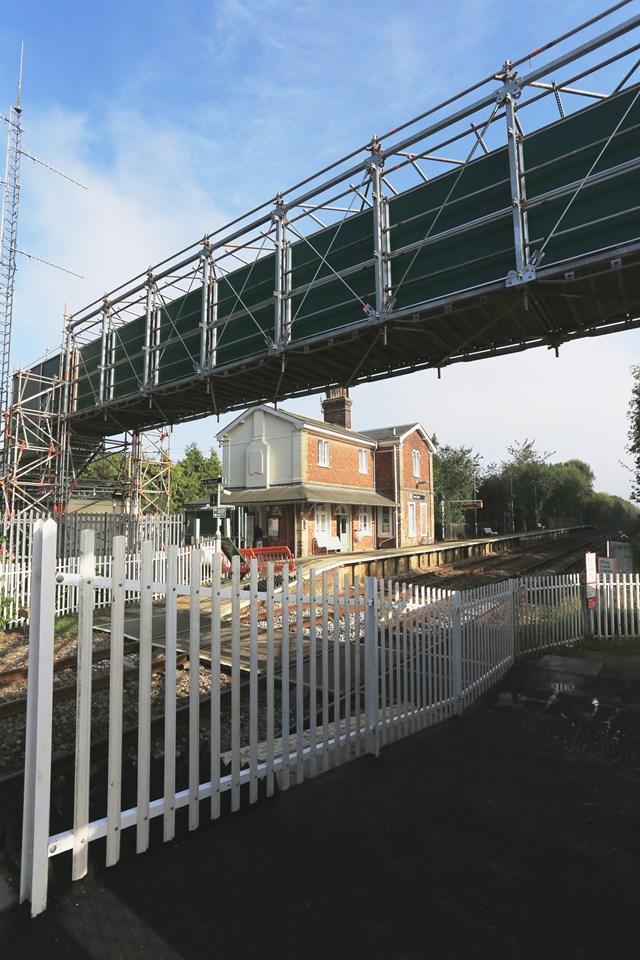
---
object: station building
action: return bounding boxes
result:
[191,390,435,557]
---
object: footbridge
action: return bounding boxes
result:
[7,6,640,508]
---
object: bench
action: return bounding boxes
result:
[483,527,497,536]
[313,534,344,554]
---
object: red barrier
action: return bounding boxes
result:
[221,545,295,576]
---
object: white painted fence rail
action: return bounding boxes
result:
[18,521,640,916]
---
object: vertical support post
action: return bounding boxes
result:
[364,576,379,756]
[501,68,534,286]
[452,591,463,715]
[273,195,290,350]
[20,517,57,917]
[98,299,110,405]
[143,273,156,388]
[369,143,392,321]
[199,244,212,371]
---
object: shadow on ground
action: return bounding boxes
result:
[4,651,640,960]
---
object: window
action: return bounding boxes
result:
[358,506,372,534]
[420,503,428,537]
[315,504,330,535]
[407,501,417,538]
[379,506,391,536]
[318,439,330,467]
[358,448,368,474]
[412,449,421,478]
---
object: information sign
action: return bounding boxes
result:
[597,556,615,576]
[585,551,597,610]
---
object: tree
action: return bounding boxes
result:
[170,443,222,514]
[432,441,482,524]
[545,460,594,524]
[627,364,640,504]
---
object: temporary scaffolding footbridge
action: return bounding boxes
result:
[5,4,640,513]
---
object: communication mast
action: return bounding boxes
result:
[0,47,24,472]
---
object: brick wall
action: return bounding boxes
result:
[305,431,375,488]
[398,430,434,545]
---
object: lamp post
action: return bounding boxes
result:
[202,476,225,553]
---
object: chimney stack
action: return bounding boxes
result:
[322,387,352,430]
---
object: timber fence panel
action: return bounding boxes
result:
[106,537,126,868]
[332,570,341,769]
[321,571,330,773]
[20,518,57,917]
[72,529,96,882]
[210,553,222,821]
[280,571,291,790]
[249,560,259,805]
[136,539,154,854]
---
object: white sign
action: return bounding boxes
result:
[585,551,597,610]
[585,552,597,583]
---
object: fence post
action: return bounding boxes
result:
[20,517,57,917]
[452,592,463,715]
[364,577,379,756]
[509,579,518,663]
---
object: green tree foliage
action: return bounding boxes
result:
[476,441,637,533]
[170,443,222,514]
[432,440,482,523]
[627,364,640,504]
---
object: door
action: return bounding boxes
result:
[337,507,351,551]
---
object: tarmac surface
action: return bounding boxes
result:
[2,650,640,959]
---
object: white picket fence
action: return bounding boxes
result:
[17,520,640,916]
[1,545,202,625]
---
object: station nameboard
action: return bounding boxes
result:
[457,500,483,509]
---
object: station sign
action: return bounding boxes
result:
[411,493,426,500]
[585,551,597,610]
[209,507,228,519]
[202,476,223,487]
[457,500,483,509]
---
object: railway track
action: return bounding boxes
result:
[404,526,634,589]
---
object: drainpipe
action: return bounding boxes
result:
[394,443,400,547]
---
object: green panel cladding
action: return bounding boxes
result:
[67,82,640,414]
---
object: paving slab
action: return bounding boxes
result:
[536,653,603,676]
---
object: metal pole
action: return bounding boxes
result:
[216,482,222,554]
[474,474,478,538]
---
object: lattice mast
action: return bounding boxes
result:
[0,49,24,472]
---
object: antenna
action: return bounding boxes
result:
[0,44,86,473]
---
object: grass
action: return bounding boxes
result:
[576,633,640,653]
[54,612,79,637]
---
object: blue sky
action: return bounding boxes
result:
[1,0,639,499]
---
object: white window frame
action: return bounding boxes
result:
[358,505,372,534]
[358,448,368,474]
[318,439,330,467]
[378,506,391,536]
[407,501,417,538]
[412,449,421,478]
